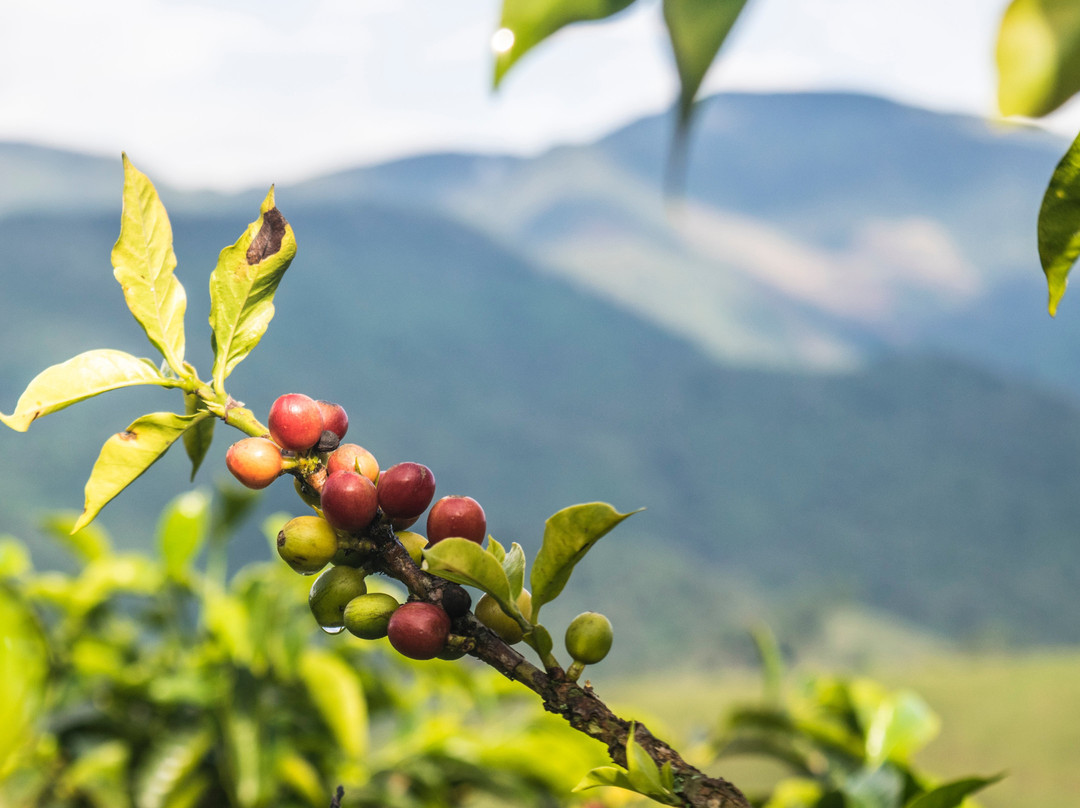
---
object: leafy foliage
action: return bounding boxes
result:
[0,490,613,808]
[709,632,1002,808]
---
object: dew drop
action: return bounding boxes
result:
[320,624,346,635]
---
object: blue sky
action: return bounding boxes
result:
[1,0,1070,191]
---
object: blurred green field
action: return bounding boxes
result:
[602,648,1080,808]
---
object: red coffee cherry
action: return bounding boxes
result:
[326,443,380,483]
[225,437,282,489]
[316,400,349,441]
[426,495,486,545]
[268,393,324,452]
[320,470,378,532]
[387,601,452,660]
[377,462,436,520]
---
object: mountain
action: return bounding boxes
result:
[2,92,1080,666]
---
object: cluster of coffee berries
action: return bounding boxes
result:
[225,393,490,661]
[226,393,615,672]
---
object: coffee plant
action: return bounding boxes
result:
[0,158,1000,807]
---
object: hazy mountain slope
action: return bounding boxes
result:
[3,195,1080,652]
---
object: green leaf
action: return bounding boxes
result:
[134,727,213,808]
[572,725,680,805]
[0,538,31,578]
[487,535,507,562]
[73,411,212,533]
[223,708,262,808]
[0,349,174,432]
[997,0,1080,117]
[112,154,187,375]
[530,502,639,620]
[0,585,48,779]
[1039,129,1080,315]
[208,187,296,391]
[41,511,113,562]
[157,489,211,580]
[503,541,526,599]
[904,775,1005,808]
[182,391,215,481]
[298,648,368,763]
[663,0,749,125]
[424,537,520,619]
[493,0,637,87]
[572,765,638,794]
[524,623,554,661]
[850,679,940,765]
[276,751,326,807]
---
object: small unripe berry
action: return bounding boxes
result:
[226,437,282,489]
[316,400,349,441]
[426,495,486,545]
[320,470,378,532]
[309,566,368,628]
[378,462,436,519]
[565,612,613,665]
[268,393,324,452]
[294,477,322,509]
[475,590,531,644]
[387,601,452,660]
[326,444,379,483]
[344,592,400,639]
[277,515,338,574]
[395,530,428,565]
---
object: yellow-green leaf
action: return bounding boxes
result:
[134,727,213,808]
[572,765,637,794]
[73,411,212,533]
[424,537,519,620]
[0,585,48,779]
[663,0,749,126]
[298,648,368,764]
[0,349,173,432]
[997,0,1080,117]
[904,774,1005,808]
[157,489,211,580]
[1039,128,1080,315]
[530,502,640,621]
[182,391,215,481]
[112,154,187,375]
[208,187,296,391]
[503,541,526,598]
[493,0,637,87]
[41,511,113,563]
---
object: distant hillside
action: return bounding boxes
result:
[3,187,1080,661]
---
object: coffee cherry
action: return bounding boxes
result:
[309,566,368,629]
[344,592,400,639]
[390,515,419,531]
[377,462,436,519]
[426,496,486,545]
[316,400,349,441]
[395,530,428,565]
[387,602,452,660]
[277,515,338,574]
[294,477,322,509]
[326,444,379,483]
[475,590,531,644]
[565,612,613,665]
[225,437,282,489]
[440,584,472,619]
[320,470,378,532]
[268,393,324,452]
[315,430,341,454]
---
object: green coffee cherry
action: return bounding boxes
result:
[277,515,339,574]
[565,612,613,665]
[309,566,368,629]
[475,590,531,645]
[395,530,427,565]
[343,592,400,640]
